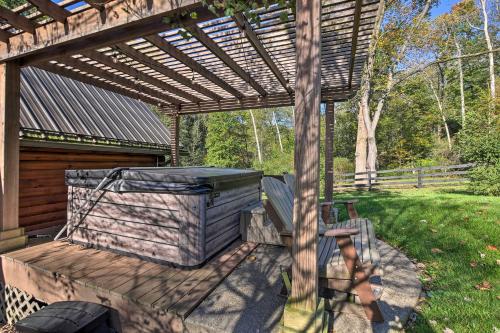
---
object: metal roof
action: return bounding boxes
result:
[20,66,172,148]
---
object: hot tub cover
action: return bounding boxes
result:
[65,167,263,194]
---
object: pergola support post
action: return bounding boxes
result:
[282,0,327,331]
[324,101,335,202]
[170,114,180,167]
[0,61,27,252]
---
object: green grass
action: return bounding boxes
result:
[335,187,499,333]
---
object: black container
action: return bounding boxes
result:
[14,301,112,333]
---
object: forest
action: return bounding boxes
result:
[164,0,499,196]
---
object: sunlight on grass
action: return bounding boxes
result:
[335,187,499,333]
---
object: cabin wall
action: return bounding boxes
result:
[20,146,164,233]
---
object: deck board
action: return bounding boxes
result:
[1,239,257,332]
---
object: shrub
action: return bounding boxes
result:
[468,162,500,196]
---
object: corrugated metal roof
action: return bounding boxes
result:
[20,67,172,147]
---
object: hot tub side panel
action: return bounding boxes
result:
[67,186,204,265]
[205,183,261,258]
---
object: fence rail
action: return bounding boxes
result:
[333,163,476,190]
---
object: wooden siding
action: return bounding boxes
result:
[68,182,261,267]
[20,146,162,232]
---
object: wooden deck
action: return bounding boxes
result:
[0,239,257,333]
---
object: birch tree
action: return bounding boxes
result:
[426,65,453,149]
[479,0,496,102]
[249,110,262,164]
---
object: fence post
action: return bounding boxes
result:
[417,168,423,188]
[367,170,372,191]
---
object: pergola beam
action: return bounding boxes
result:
[55,56,181,106]
[145,34,244,99]
[348,0,363,88]
[27,0,70,23]
[115,42,223,101]
[186,24,268,97]
[174,87,353,114]
[234,13,292,94]
[0,7,36,34]
[0,29,12,43]
[36,62,168,107]
[81,50,203,103]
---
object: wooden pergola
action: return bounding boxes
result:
[0,0,380,329]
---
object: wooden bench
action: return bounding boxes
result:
[262,177,384,322]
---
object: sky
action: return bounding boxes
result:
[430,0,461,18]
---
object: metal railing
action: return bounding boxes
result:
[333,163,476,190]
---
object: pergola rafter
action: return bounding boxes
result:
[0,7,37,34]
[26,0,70,23]
[36,62,167,107]
[115,42,223,101]
[233,12,292,94]
[186,23,268,97]
[145,34,245,99]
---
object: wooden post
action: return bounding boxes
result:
[0,61,27,252]
[324,101,335,202]
[288,0,322,319]
[367,168,372,190]
[417,168,423,188]
[170,113,180,167]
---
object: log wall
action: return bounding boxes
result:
[20,146,163,233]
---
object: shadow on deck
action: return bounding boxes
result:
[0,240,257,333]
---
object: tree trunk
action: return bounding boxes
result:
[355,103,368,184]
[428,78,452,150]
[479,0,495,102]
[273,111,284,152]
[249,110,262,164]
[366,129,378,177]
[455,39,466,128]
[354,0,384,183]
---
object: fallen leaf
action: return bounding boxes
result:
[431,248,443,254]
[431,228,438,233]
[463,296,471,302]
[429,320,437,326]
[496,259,500,266]
[420,219,427,223]
[496,295,500,300]
[475,281,492,291]
[459,240,466,245]
[416,263,426,269]
[247,255,257,262]
[486,245,498,251]
[443,328,454,333]
[480,252,486,258]
[470,261,478,268]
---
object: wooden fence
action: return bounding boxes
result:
[333,163,476,190]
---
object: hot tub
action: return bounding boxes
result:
[65,167,262,266]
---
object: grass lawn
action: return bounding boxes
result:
[335,187,499,333]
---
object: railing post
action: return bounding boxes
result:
[367,169,372,191]
[417,168,423,188]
